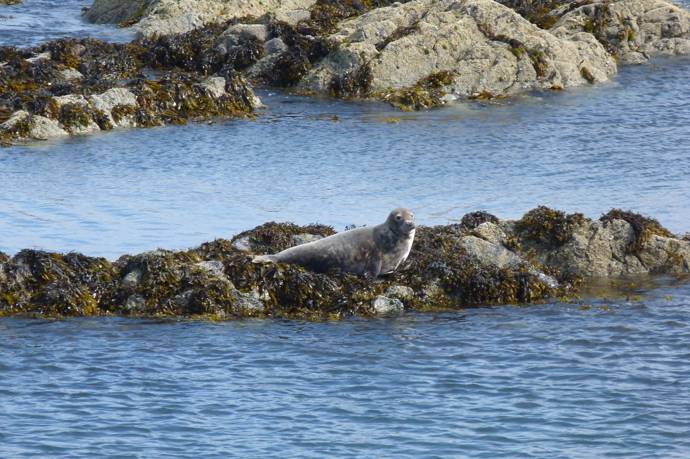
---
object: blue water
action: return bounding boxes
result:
[0,0,132,47]
[2,3,690,457]
[2,280,690,458]
[1,3,690,258]
[2,61,690,258]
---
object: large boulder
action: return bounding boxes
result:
[302,0,617,108]
[85,0,318,37]
[551,0,690,63]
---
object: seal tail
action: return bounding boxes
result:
[252,254,278,264]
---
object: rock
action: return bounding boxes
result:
[264,38,289,56]
[53,95,89,108]
[385,285,415,301]
[232,288,265,312]
[514,207,690,277]
[125,294,147,312]
[460,235,524,270]
[121,269,142,289]
[30,116,69,140]
[197,77,227,99]
[551,0,690,63]
[195,260,226,278]
[222,24,269,44]
[59,68,84,81]
[26,52,51,64]
[0,36,257,145]
[86,0,318,37]
[472,222,509,247]
[1,208,688,319]
[0,111,68,142]
[92,88,139,110]
[303,0,617,107]
[372,295,405,315]
[83,0,144,24]
[292,233,324,246]
[232,236,253,252]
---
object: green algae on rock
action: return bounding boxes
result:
[2,208,689,320]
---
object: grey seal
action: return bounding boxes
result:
[253,208,416,278]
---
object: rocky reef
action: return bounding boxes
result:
[2,0,689,143]
[79,0,690,110]
[1,207,688,320]
[0,37,259,145]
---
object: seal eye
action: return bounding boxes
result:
[396,215,402,221]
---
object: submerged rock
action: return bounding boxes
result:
[1,207,687,320]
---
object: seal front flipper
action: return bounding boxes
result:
[363,255,382,281]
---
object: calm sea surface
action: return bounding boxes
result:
[1,2,690,457]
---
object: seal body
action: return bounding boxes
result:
[253,208,416,278]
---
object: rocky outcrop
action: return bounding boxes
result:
[0,38,259,145]
[0,0,22,5]
[80,0,690,110]
[300,0,617,108]
[551,0,690,63]
[85,0,317,37]
[1,207,688,320]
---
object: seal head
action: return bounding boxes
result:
[253,208,416,278]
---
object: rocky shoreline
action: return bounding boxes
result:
[1,207,688,320]
[1,0,689,143]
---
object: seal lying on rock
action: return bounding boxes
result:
[253,208,416,278]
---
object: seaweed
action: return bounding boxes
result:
[600,209,673,253]
[378,71,454,110]
[461,211,500,230]
[516,206,586,247]
[329,63,373,98]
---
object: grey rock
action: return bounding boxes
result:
[30,116,68,140]
[460,235,524,270]
[552,0,690,63]
[195,260,226,278]
[0,111,68,141]
[233,288,264,312]
[304,0,616,102]
[89,88,137,111]
[86,0,318,37]
[232,236,252,252]
[264,38,288,56]
[59,68,84,81]
[122,269,142,289]
[52,94,88,108]
[174,289,194,309]
[472,222,509,247]
[372,295,405,315]
[385,285,415,301]
[125,294,146,312]
[26,52,50,64]
[197,77,227,99]
[292,233,324,246]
